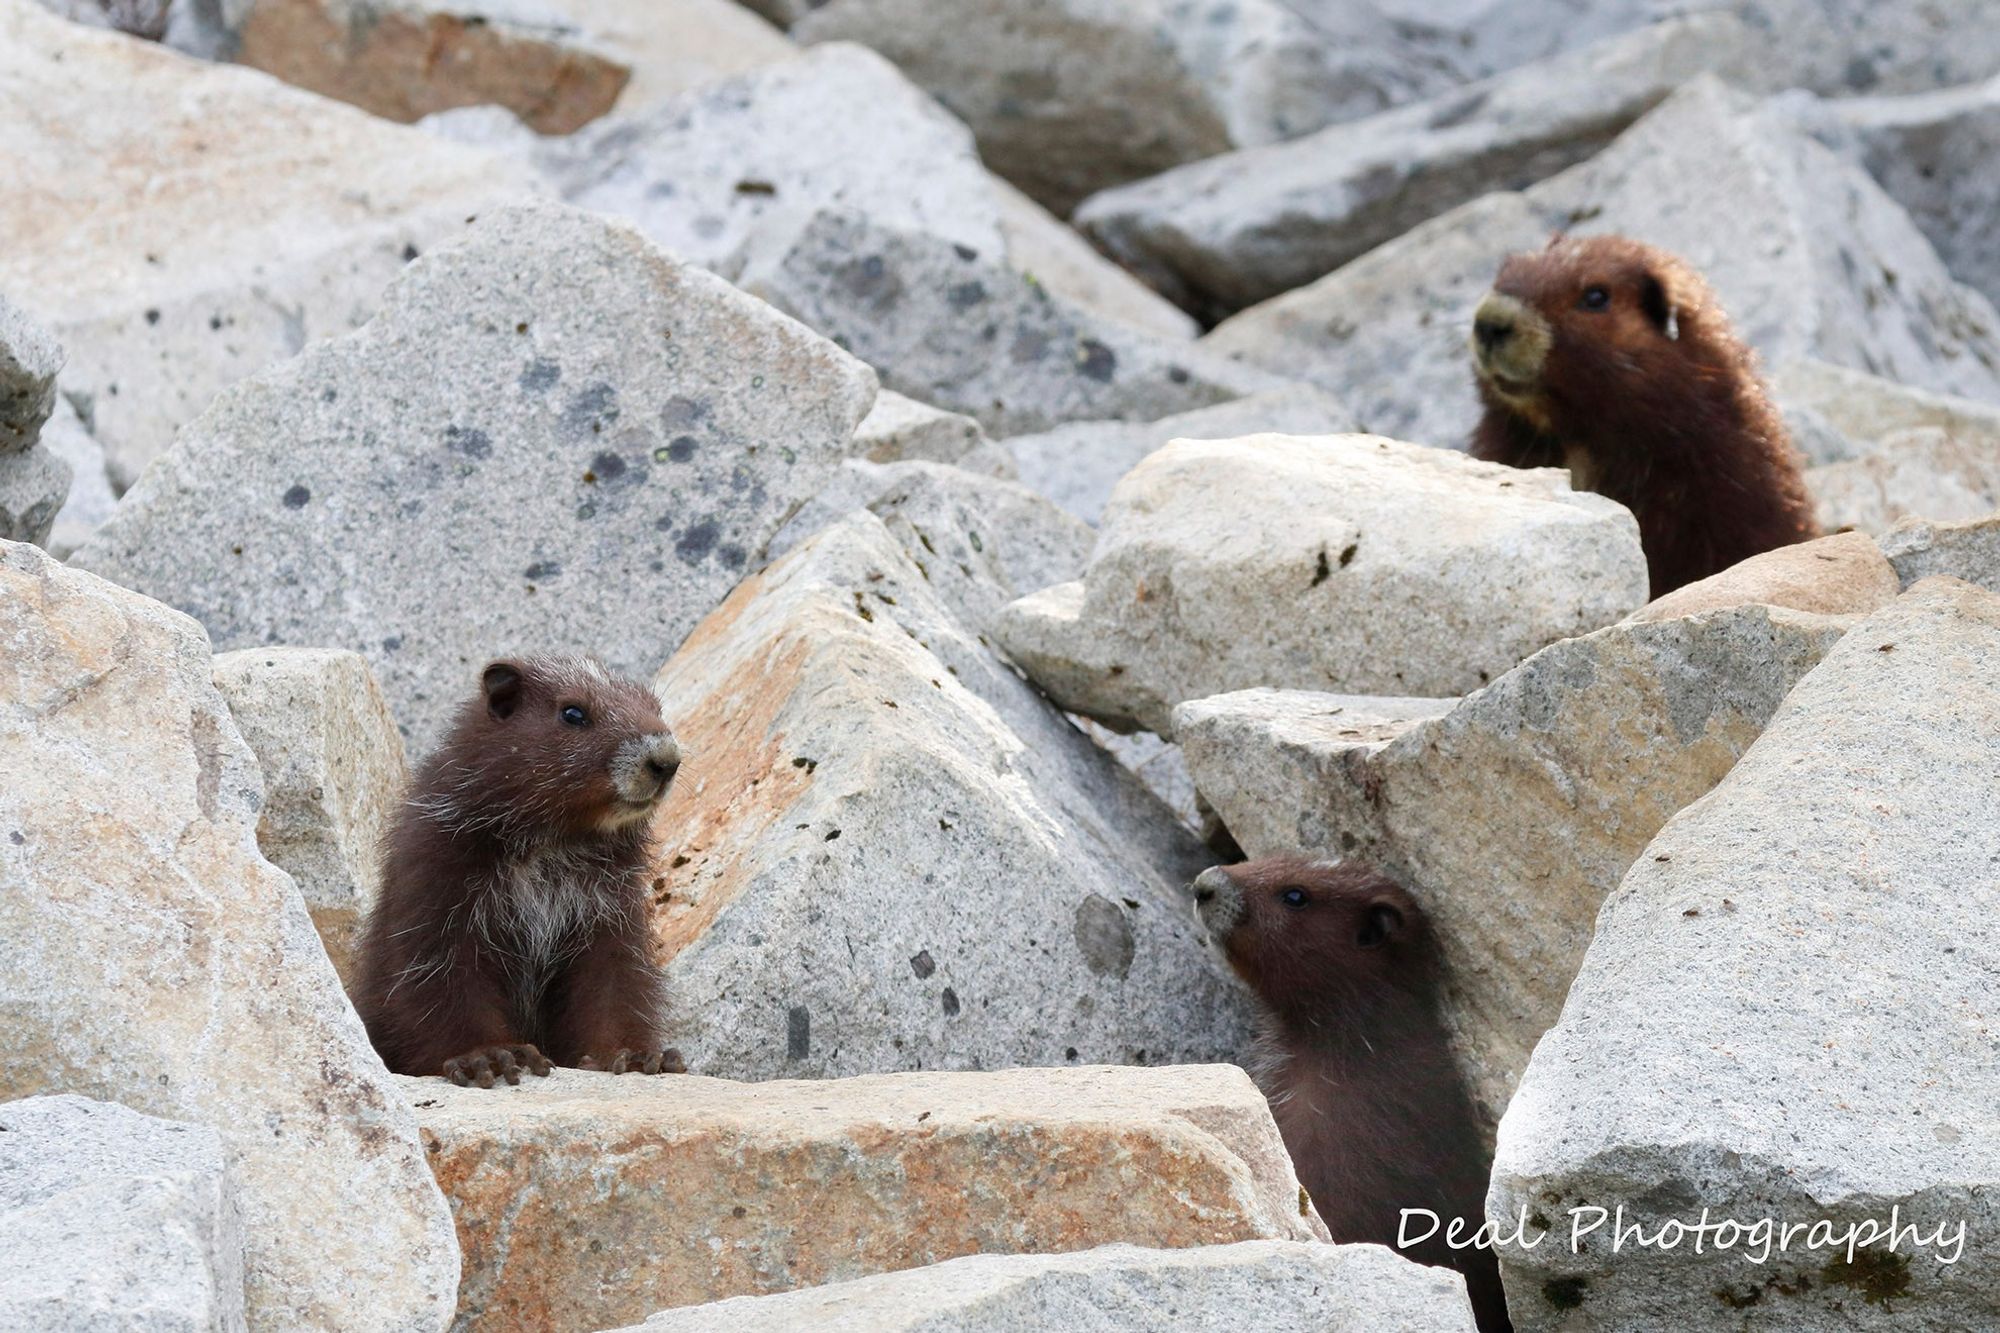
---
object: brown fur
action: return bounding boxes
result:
[352,655,685,1086]
[1196,857,1509,1332]
[1469,235,1818,598]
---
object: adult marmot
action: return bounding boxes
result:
[1195,857,1509,1332]
[1469,235,1817,598]
[353,656,685,1086]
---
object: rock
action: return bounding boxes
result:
[74,202,878,751]
[852,390,1004,473]
[211,648,408,987]
[740,209,1290,438]
[989,175,1198,342]
[0,442,69,548]
[543,0,796,113]
[648,512,1248,1078]
[38,396,117,559]
[1076,14,1751,319]
[994,434,1646,737]
[1878,514,2000,592]
[792,0,1442,214]
[1174,602,1853,1122]
[1203,78,2000,451]
[611,1240,1476,1332]
[0,0,543,488]
[1490,579,2000,1330]
[231,0,630,133]
[768,461,1092,632]
[1769,356,2000,456]
[411,1064,1327,1331]
[0,1094,244,1332]
[0,294,61,453]
[1626,530,1900,622]
[1004,386,1358,524]
[1808,425,2000,534]
[0,540,458,1330]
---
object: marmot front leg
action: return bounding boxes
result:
[553,926,683,1075]
[382,956,551,1086]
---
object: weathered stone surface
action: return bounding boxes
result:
[0,442,68,548]
[35,0,170,35]
[647,512,1249,1079]
[544,0,794,112]
[792,0,1440,213]
[1878,514,2000,592]
[1076,14,1750,319]
[0,540,459,1331]
[995,435,1646,736]
[211,648,407,987]
[1175,602,1852,1121]
[0,293,61,454]
[1204,79,2000,450]
[1491,579,2000,1330]
[39,396,117,560]
[1004,386,1357,524]
[0,0,543,488]
[233,0,629,133]
[75,202,878,751]
[853,390,1004,473]
[1808,426,2000,534]
[741,209,1289,438]
[989,175,1198,342]
[1770,357,2000,456]
[1627,531,1900,623]
[613,1240,1475,1332]
[0,1094,245,1332]
[769,460,1092,632]
[411,1065,1327,1332]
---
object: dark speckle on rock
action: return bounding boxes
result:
[666,436,698,463]
[444,425,492,459]
[941,987,961,1017]
[952,243,980,261]
[910,950,936,979]
[282,485,311,509]
[589,452,631,486]
[518,359,560,394]
[381,636,403,653]
[1166,365,1191,384]
[563,383,619,437]
[676,519,720,565]
[948,280,988,311]
[1073,894,1135,979]
[786,1006,810,1060]
[524,561,561,581]
[1076,339,1117,382]
[661,395,711,432]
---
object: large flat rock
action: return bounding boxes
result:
[1491,578,2000,1329]
[613,1241,1475,1332]
[995,434,1646,736]
[410,1065,1327,1332]
[646,512,1250,1078]
[0,0,542,488]
[0,540,459,1331]
[75,202,878,750]
[1204,78,2000,451]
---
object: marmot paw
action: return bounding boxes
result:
[443,1043,553,1087]
[579,1047,687,1075]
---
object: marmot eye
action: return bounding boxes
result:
[1580,285,1611,310]
[1280,887,1309,908]
[560,705,590,727]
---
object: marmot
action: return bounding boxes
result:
[1468,235,1817,598]
[353,656,686,1086]
[1195,858,1509,1332]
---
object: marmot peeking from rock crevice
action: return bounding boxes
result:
[352,655,685,1087]
[1469,234,1817,598]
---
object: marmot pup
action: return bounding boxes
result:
[353,656,685,1086]
[1195,857,1509,1332]
[1469,234,1817,598]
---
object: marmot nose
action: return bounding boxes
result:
[1474,314,1514,352]
[1191,866,1230,904]
[643,735,681,786]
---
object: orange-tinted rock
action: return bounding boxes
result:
[1626,530,1900,622]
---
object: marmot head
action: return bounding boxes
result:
[1470,234,1723,432]
[1193,857,1432,1027]
[422,654,681,841]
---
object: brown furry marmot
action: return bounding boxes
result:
[1469,235,1817,598]
[1195,857,1509,1332]
[352,655,686,1086]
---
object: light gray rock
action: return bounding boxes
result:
[1004,386,1358,524]
[1174,602,1852,1122]
[1204,78,2000,451]
[40,396,117,559]
[853,390,1003,473]
[211,648,408,987]
[648,512,1249,1079]
[770,459,1093,633]
[541,0,797,114]
[32,0,168,34]
[0,293,61,453]
[739,208,1290,438]
[0,1095,244,1333]
[995,434,1647,737]
[792,0,1444,213]
[613,1241,1477,1332]
[1808,425,2000,534]
[1878,514,2000,592]
[1490,578,2000,1330]
[0,442,69,548]
[1770,358,2000,453]
[74,202,878,751]
[988,174,1198,342]
[1076,13,1751,319]
[0,540,460,1331]
[0,0,543,489]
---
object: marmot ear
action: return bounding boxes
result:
[482,660,525,721]
[1640,272,1680,341]
[1356,902,1404,949]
